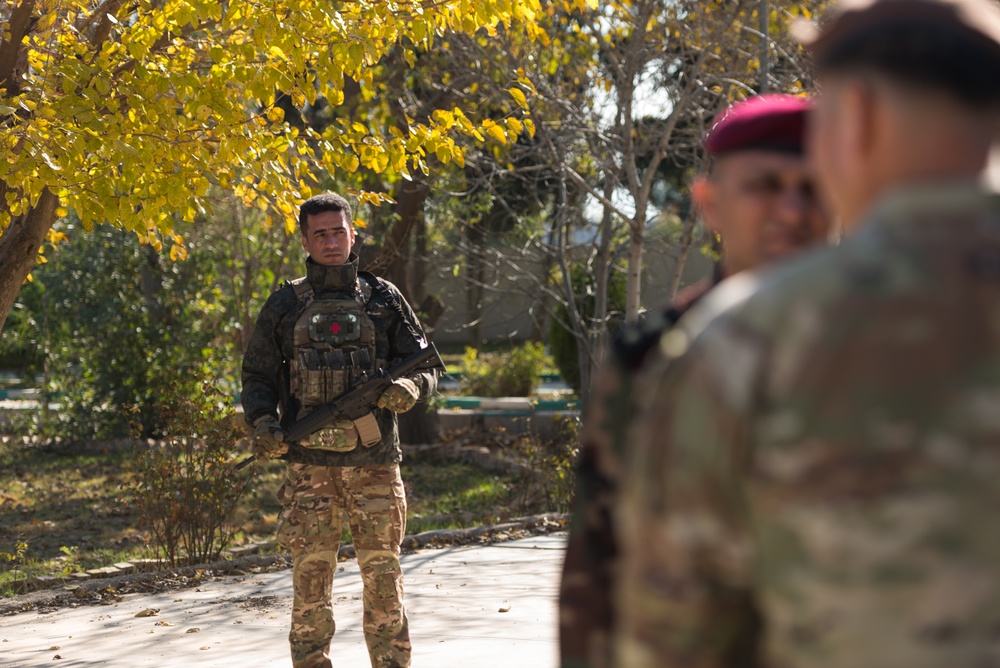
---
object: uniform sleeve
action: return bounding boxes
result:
[559,357,629,667]
[240,291,290,427]
[614,322,764,668]
[384,283,439,400]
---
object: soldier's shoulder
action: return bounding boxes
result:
[360,272,400,296]
[696,241,861,340]
[261,279,301,312]
[360,273,418,311]
[648,245,849,380]
[613,277,716,370]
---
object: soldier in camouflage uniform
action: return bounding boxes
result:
[615,1,1000,666]
[559,95,831,668]
[242,193,438,668]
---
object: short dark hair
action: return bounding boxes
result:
[298,193,353,236]
[816,21,1000,109]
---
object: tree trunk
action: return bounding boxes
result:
[625,219,644,323]
[415,294,446,339]
[0,188,58,334]
[413,211,428,307]
[668,210,700,300]
[591,175,616,379]
[365,174,429,300]
[398,401,441,445]
[465,221,486,349]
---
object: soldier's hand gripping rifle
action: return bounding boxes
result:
[236,344,446,471]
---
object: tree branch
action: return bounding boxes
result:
[564,167,633,224]
[0,0,37,94]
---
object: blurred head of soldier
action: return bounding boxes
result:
[299,193,357,267]
[692,94,832,277]
[800,0,1000,231]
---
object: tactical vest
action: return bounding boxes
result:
[288,276,381,450]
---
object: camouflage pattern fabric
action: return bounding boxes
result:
[278,463,410,668]
[304,420,360,453]
[559,276,715,668]
[616,183,1000,667]
[376,378,419,413]
[241,255,438,468]
[242,255,436,667]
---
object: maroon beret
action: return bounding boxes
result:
[704,94,813,157]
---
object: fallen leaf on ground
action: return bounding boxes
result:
[135,608,159,618]
[186,628,200,633]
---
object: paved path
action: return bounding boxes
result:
[1,534,566,668]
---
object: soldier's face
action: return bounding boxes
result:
[694,151,831,276]
[301,210,356,266]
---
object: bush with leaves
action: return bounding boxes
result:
[509,416,580,514]
[0,538,29,595]
[459,342,549,397]
[548,261,628,395]
[1,219,233,441]
[126,381,252,567]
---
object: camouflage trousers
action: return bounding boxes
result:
[277,463,410,668]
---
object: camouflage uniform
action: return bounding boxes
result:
[558,274,716,668]
[616,183,1000,667]
[559,92,824,668]
[242,254,437,668]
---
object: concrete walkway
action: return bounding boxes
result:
[0,534,566,668]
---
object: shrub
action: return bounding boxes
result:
[509,416,580,514]
[459,342,548,397]
[548,262,627,394]
[1,219,236,441]
[0,538,29,595]
[126,381,252,566]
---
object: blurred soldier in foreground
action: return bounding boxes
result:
[615,0,1000,666]
[558,94,831,668]
[241,193,438,668]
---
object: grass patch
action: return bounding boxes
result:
[402,462,516,534]
[0,439,553,594]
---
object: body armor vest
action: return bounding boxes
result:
[288,276,380,450]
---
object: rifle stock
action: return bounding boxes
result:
[236,344,445,471]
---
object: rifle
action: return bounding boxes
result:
[236,344,446,471]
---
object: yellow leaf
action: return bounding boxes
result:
[509,87,528,110]
[267,106,285,123]
[486,124,507,144]
[354,217,367,229]
[523,118,536,138]
[170,243,188,261]
[432,109,456,130]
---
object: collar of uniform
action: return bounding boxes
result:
[859,179,998,231]
[305,253,360,294]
